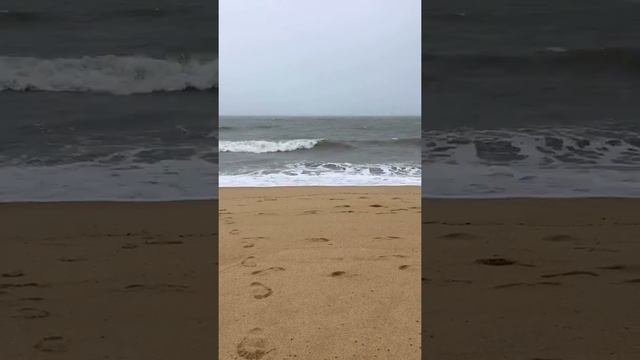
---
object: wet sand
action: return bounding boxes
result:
[0,201,217,359]
[424,198,640,360]
[219,187,421,360]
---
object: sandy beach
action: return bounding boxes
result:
[0,201,217,359]
[219,186,421,360]
[424,198,640,359]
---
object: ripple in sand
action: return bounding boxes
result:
[34,336,69,353]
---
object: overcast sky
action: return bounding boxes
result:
[219,0,421,116]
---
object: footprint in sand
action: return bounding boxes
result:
[475,258,516,266]
[121,243,138,249]
[250,282,273,299]
[144,240,183,245]
[122,284,190,292]
[20,297,45,301]
[439,232,478,240]
[2,270,24,278]
[251,267,285,276]
[541,271,599,278]
[494,281,562,289]
[34,336,69,353]
[13,307,50,319]
[230,229,240,235]
[58,256,87,263]
[243,243,255,248]
[237,328,274,360]
[443,279,473,284]
[369,204,384,208]
[398,265,411,270]
[335,205,351,208]
[302,210,320,215]
[544,234,579,242]
[306,237,330,243]
[0,282,43,289]
[241,256,258,267]
[598,265,640,271]
[374,235,403,240]
[329,271,354,278]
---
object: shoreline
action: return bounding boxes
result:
[6,184,640,203]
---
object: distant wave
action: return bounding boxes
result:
[220,138,419,154]
[220,139,327,153]
[0,55,218,95]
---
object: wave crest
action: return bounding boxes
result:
[0,55,218,95]
[220,139,325,153]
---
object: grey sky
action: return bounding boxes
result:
[219,0,421,116]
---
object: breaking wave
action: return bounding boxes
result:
[220,139,326,153]
[219,137,419,154]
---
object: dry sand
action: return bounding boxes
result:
[4,193,634,359]
[424,198,640,359]
[219,187,421,360]
[0,201,217,359]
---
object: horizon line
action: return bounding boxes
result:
[219,114,422,117]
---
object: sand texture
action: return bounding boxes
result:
[219,187,421,360]
[424,198,640,359]
[0,201,217,359]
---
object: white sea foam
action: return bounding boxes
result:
[220,173,421,187]
[219,139,324,153]
[0,55,217,95]
[220,162,422,187]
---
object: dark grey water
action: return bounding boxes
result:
[220,117,420,186]
[0,0,217,201]
[423,0,640,197]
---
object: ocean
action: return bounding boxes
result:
[220,116,421,187]
[423,0,640,197]
[0,0,218,201]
